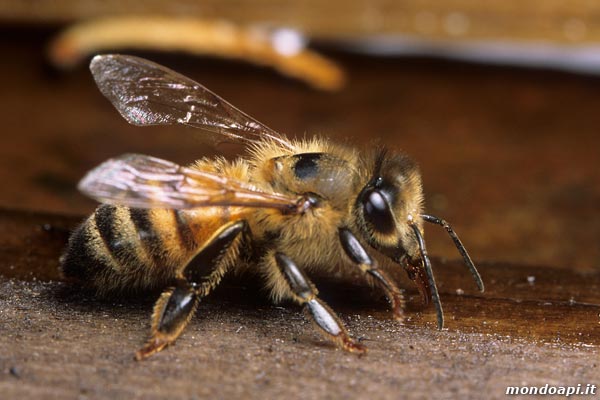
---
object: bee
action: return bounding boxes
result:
[61,54,484,360]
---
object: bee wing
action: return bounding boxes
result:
[78,154,302,212]
[90,54,293,150]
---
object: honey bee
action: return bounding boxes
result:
[61,54,484,360]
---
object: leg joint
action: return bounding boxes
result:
[274,252,315,301]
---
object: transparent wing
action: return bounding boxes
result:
[89,54,293,150]
[78,154,302,212]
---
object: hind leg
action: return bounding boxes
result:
[135,220,246,360]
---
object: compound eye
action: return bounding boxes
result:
[362,189,395,234]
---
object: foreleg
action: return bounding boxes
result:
[339,228,405,321]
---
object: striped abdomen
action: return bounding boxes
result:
[61,204,202,294]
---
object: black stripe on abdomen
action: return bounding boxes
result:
[129,208,166,266]
[60,221,102,282]
[95,204,146,269]
[173,210,197,252]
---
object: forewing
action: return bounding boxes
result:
[89,54,293,150]
[78,154,301,211]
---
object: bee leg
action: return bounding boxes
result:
[274,252,367,354]
[181,220,248,296]
[339,228,405,321]
[136,220,247,360]
[135,279,199,360]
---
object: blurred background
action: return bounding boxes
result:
[1,0,599,271]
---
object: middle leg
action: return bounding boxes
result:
[271,251,366,354]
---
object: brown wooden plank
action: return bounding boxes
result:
[1,207,598,399]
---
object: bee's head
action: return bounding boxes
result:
[354,148,483,329]
[355,149,424,262]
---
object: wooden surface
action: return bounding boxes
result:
[1,27,599,399]
[1,209,599,399]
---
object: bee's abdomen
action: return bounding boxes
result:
[61,204,198,293]
[60,218,102,283]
